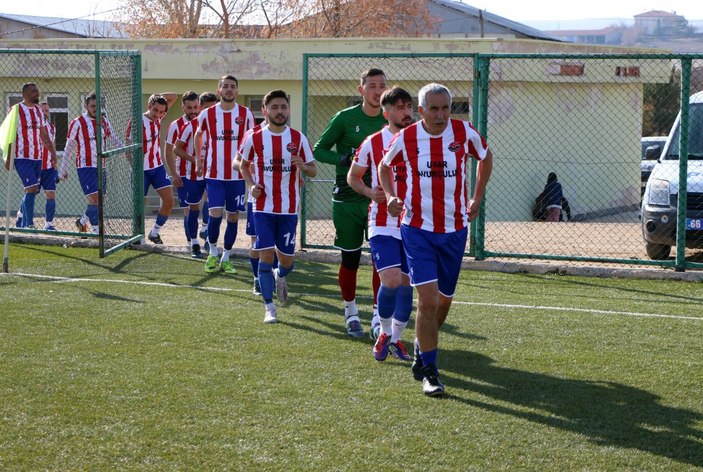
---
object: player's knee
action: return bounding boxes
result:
[379,269,402,289]
[341,249,361,270]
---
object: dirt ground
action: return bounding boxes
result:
[9,209,703,272]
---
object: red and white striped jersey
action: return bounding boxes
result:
[353,127,407,239]
[383,119,488,234]
[40,122,56,171]
[240,124,262,203]
[176,119,204,181]
[126,115,163,171]
[14,103,47,160]
[240,125,314,215]
[64,113,118,169]
[197,103,254,181]
[166,115,188,147]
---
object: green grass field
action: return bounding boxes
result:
[1,243,702,470]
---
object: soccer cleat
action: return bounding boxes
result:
[191,244,203,259]
[204,255,219,273]
[346,318,364,338]
[389,340,412,361]
[44,223,57,231]
[273,268,288,303]
[75,217,87,233]
[420,364,445,397]
[369,322,381,341]
[412,351,424,381]
[373,332,391,361]
[220,260,236,275]
[148,233,164,245]
[264,304,278,323]
[199,226,208,241]
[253,278,262,296]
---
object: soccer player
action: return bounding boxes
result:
[37,101,58,230]
[126,93,177,244]
[313,68,388,337]
[195,75,255,275]
[173,92,217,258]
[196,92,218,241]
[7,83,56,229]
[59,92,124,234]
[239,89,317,323]
[379,83,493,397]
[166,91,204,254]
[347,86,415,361]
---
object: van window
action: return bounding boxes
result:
[666,103,703,160]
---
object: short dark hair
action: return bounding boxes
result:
[199,92,218,105]
[263,90,289,107]
[360,68,385,86]
[21,82,37,94]
[148,94,169,110]
[380,86,413,110]
[218,75,238,88]
[85,92,97,106]
[182,91,199,104]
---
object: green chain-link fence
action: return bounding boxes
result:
[0,49,142,257]
[302,53,703,271]
[302,53,475,248]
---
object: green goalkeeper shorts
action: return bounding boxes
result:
[332,200,369,251]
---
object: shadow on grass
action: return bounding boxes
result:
[281,314,373,343]
[521,273,703,305]
[441,349,703,468]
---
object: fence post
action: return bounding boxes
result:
[474,55,490,261]
[300,54,310,249]
[675,58,692,271]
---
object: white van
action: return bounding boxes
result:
[641,90,703,259]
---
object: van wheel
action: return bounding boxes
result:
[646,242,671,260]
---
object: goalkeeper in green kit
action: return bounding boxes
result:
[313,68,388,338]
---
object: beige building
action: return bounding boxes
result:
[0,38,669,223]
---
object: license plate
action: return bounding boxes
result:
[685,218,703,230]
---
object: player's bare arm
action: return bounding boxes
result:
[378,161,402,217]
[232,154,242,172]
[194,129,204,177]
[467,148,493,221]
[239,159,262,199]
[291,154,318,178]
[346,163,384,203]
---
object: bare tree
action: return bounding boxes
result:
[117,0,204,38]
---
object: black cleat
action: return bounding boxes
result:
[191,244,203,258]
[420,364,445,397]
[412,351,424,381]
[148,233,164,245]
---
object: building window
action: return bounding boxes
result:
[7,93,69,152]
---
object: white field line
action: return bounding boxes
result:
[3,272,701,321]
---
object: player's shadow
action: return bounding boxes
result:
[439,349,703,467]
[280,314,361,342]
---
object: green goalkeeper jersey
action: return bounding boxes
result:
[313,104,387,203]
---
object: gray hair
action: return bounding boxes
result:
[418,83,452,109]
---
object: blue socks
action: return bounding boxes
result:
[378,285,399,320]
[201,201,209,224]
[23,192,36,227]
[224,220,237,250]
[45,199,55,223]
[394,285,414,323]
[419,349,438,370]
[208,216,222,244]
[277,262,293,278]
[155,213,168,228]
[86,204,99,226]
[188,208,200,241]
[250,257,259,278]
[258,261,274,304]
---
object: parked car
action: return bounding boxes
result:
[640,136,667,185]
[641,91,703,260]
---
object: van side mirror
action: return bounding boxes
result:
[645,145,661,160]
